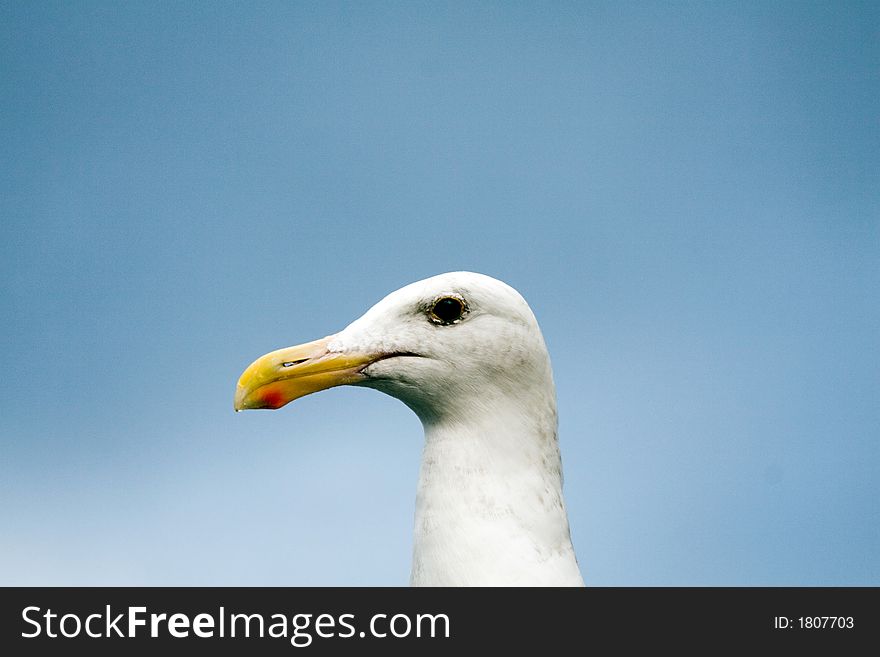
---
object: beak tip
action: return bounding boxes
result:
[233,387,248,412]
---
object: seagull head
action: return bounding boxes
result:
[234,272,555,423]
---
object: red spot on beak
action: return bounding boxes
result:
[260,388,287,409]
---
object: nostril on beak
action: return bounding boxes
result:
[282,358,309,368]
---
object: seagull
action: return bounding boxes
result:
[234,272,584,586]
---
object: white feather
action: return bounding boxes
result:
[331,272,583,586]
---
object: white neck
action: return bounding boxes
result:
[409,392,584,586]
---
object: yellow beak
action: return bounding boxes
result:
[234,335,378,411]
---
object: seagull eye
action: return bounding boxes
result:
[429,296,466,325]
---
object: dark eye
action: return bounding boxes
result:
[429,296,466,325]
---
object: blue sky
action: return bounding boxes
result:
[1,1,877,585]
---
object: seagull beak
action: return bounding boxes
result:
[234,335,377,411]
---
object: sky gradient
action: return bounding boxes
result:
[1,1,878,585]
